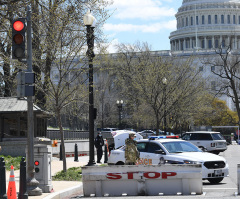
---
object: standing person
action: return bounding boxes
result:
[125,133,140,165]
[94,132,104,163]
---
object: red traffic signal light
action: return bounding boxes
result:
[34,160,40,173]
[12,18,26,59]
[34,160,40,166]
[13,21,24,31]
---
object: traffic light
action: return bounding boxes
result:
[12,18,26,59]
[34,160,40,173]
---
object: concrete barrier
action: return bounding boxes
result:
[82,165,202,196]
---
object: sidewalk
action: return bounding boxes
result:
[5,156,100,199]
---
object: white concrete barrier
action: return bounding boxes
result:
[82,165,202,196]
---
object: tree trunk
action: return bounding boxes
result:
[56,108,67,172]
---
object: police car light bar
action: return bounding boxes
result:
[148,135,179,140]
[148,136,167,140]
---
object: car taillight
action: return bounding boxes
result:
[211,143,215,147]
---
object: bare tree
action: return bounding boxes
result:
[202,40,240,125]
[113,42,207,133]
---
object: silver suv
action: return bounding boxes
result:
[182,131,227,154]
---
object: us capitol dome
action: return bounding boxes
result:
[169,0,240,53]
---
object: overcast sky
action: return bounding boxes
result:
[103,0,183,53]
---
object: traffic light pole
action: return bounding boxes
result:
[26,6,42,196]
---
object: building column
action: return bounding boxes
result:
[220,35,223,47]
[190,37,193,49]
[212,36,215,49]
[234,36,237,49]
[174,40,177,51]
[204,36,207,49]
[196,36,199,48]
[183,38,186,50]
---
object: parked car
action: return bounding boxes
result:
[181,131,227,154]
[101,128,118,133]
[108,138,229,184]
[138,130,156,138]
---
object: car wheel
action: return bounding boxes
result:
[207,177,224,184]
[116,161,125,165]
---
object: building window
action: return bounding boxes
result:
[191,16,193,25]
[215,15,218,24]
[182,18,184,27]
[196,16,199,25]
[239,16,240,24]
[208,39,212,48]
[233,15,236,24]
[208,15,211,24]
[186,17,188,26]
[201,40,205,48]
[227,15,230,24]
[215,39,219,48]
[221,15,224,24]
[211,66,215,71]
[202,15,205,24]
[222,39,225,47]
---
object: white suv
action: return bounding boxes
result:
[181,131,227,154]
[108,138,229,184]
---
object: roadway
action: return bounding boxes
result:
[70,144,240,199]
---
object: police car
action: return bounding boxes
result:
[107,137,229,184]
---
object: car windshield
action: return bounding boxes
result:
[162,141,202,153]
[212,133,225,140]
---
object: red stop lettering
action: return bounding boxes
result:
[143,172,161,179]
[106,173,122,180]
[127,172,138,179]
[162,172,177,179]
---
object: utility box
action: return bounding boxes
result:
[34,144,53,193]
[26,143,53,193]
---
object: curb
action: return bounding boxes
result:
[43,183,83,199]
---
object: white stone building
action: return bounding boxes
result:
[168,0,240,111]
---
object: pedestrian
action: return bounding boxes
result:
[94,132,104,163]
[125,133,140,165]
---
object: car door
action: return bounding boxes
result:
[137,142,165,165]
[147,142,166,165]
[137,142,149,165]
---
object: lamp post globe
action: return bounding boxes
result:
[83,10,96,26]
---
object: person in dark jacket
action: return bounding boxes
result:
[94,132,104,163]
[125,133,139,165]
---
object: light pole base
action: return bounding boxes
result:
[86,160,96,166]
[27,178,42,196]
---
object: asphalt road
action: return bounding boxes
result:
[72,144,240,199]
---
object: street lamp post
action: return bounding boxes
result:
[116,100,123,129]
[162,77,167,135]
[84,10,96,166]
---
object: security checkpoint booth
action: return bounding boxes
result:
[82,164,203,196]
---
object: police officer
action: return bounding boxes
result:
[125,133,139,165]
[94,132,104,163]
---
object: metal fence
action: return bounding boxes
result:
[46,130,112,140]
